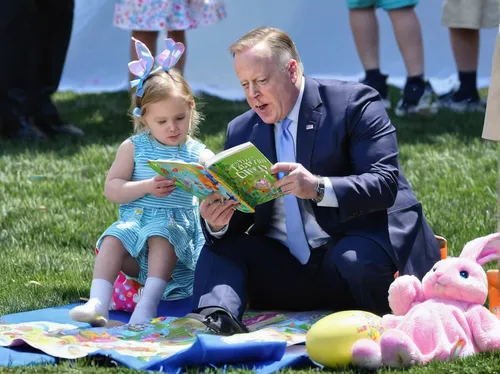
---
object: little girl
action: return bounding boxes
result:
[70,37,214,326]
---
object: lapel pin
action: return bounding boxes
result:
[306,123,314,130]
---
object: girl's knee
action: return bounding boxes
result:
[100,236,127,254]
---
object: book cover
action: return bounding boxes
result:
[205,142,284,209]
[147,142,283,213]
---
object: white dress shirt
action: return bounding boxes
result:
[207,77,338,249]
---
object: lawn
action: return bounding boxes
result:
[0,86,498,373]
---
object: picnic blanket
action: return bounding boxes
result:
[0,301,329,373]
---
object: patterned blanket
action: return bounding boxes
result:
[0,311,329,370]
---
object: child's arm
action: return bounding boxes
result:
[104,139,174,204]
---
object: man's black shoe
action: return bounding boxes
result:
[185,306,249,336]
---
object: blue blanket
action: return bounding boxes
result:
[0,299,324,373]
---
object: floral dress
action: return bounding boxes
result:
[114,0,227,31]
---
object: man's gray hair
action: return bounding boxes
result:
[228,27,304,74]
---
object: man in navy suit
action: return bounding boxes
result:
[187,27,440,335]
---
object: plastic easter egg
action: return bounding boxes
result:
[306,310,384,368]
[110,272,143,312]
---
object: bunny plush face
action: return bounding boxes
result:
[422,257,488,304]
[422,233,500,305]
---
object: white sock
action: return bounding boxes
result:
[129,277,167,325]
[69,279,113,326]
[89,279,114,311]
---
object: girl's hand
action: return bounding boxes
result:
[149,176,176,198]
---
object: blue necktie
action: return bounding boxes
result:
[277,118,311,264]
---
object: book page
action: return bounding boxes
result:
[147,160,216,199]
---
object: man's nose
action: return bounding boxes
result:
[250,85,259,98]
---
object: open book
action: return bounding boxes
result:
[147,142,284,213]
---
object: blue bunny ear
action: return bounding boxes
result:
[129,37,154,77]
[155,38,185,71]
[128,37,158,97]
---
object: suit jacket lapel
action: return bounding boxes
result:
[296,77,323,171]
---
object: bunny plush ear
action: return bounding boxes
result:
[459,233,500,266]
[155,38,185,71]
[128,37,156,97]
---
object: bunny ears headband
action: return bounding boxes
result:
[128,37,185,118]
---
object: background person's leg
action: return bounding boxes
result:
[439,0,495,111]
[448,28,480,103]
[384,1,437,117]
[33,0,83,137]
[347,0,391,108]
[348,5,380,72]
[0,0,45,139]
[387,5,424,78]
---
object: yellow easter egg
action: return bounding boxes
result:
[306,310,384,368]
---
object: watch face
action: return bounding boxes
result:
[315,178,325,202]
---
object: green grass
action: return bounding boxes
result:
[0,86,498,373]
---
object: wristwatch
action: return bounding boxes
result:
[313,176,325,203]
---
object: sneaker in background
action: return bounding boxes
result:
[360,74,391,110]
[437,89,486,113]
[395,81,438,117]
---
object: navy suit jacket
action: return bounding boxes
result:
[204,76,440,279]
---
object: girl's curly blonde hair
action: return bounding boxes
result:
[130,69,202,136]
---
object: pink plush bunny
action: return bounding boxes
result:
[352,233,500,369]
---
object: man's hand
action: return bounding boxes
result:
[148,176,176,198]
[270,162,318,200]
[200,193,239,232]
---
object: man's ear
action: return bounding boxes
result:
[287,60,299,83]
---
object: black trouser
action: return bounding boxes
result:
[0,0,74,136]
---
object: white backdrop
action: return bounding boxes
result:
[59,0,499,100]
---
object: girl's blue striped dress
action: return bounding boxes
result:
[96,132,206,300]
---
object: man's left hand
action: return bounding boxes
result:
[271,162,318,199]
